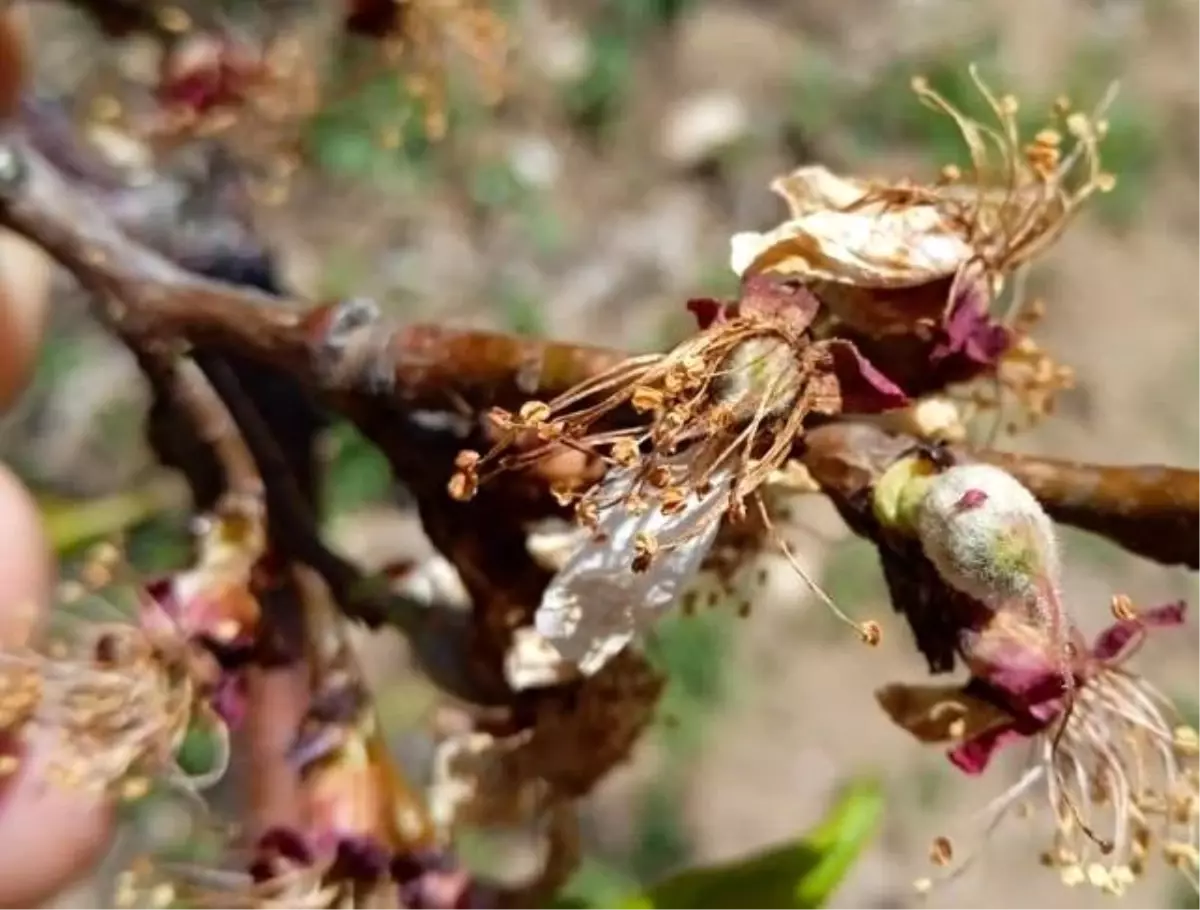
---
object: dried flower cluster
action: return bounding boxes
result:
[0,497,266,804]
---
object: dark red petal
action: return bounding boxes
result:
[685,296,728,329]
[1092,600,1187,663]
[256,826,314,866]
[928,275,1011,380]
[821,339,910,413]
[947,723,1024,775]
[345,0,401,36]
[329,837,392,884]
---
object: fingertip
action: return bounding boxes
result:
[0,463,53,649]
[0,730,116,907]
[0,230,54,412]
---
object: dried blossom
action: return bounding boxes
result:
[729,67,1114,411]
[0,622,221,799]
[739,69,1116,305]
[149,690,434,909]
[450,276,905,665]
[880,600,1198,897]
[139,504,266,655]
[156,33,267,119]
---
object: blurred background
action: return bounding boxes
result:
[2,0,1197,907]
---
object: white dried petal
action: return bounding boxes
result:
[533,459,733,677]
[526,523,588,573]
[391,554,471,609]
[729,206,972,286]
[504,626,577,691]
[769,165,877,217]
[427,730,542,835]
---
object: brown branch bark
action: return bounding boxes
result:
[800,422,1200,571]
[973,449,1198,570]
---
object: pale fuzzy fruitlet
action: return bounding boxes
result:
[914,463,1061,611]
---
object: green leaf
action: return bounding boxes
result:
[39,475,188,557]
[321,421,394,516]
[616,779,883,909]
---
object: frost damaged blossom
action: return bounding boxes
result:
[0,622,217,800]
[454,276,906,677]
[731,67,1116,385]
[510,455,733,685]
[148,683,451,909]
[140,505,265,656]
[878,599,1198,897]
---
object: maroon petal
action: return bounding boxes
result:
[740,275,822,332]
[929,277,1011,379]
[948,723,1025,775]
[821,339,910,413]
[345,0,401,36]
[685,296,729,329]
[256,826,315,869]
[1092,600,1187,663]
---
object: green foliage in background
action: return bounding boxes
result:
[321,420,394,517]
[564,0,699,136]
[558,780,883,909]
[627,608,736,881]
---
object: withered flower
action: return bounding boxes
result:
[730,67,1115,400]
[879,600,1198,896]
[156,33,266,118]
[152,682,435,909]
[0,621,218,799]
[139,506,265,655]
[452,276,906,675]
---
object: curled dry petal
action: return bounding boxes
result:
[531,459,733,680]
[770,165,878,217]
[875,682,1012,744]
[818,339,911,414]
[1090,599,1186,663]
[930,273,1011,378]
[730,204,973,289]
[504,626,576,691]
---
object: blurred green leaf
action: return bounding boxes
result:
[321,420,393,516]
[175,720,221,779]
[39,475,188,557]
[613,779,883,909]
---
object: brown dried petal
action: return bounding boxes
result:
[875,682,1013,744]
